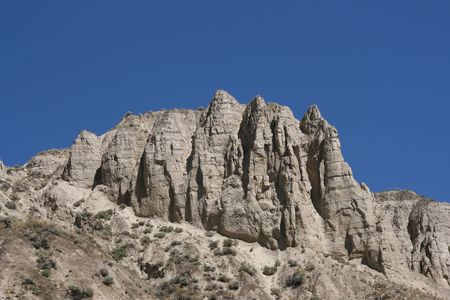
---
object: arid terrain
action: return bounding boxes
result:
[1,91,449,299]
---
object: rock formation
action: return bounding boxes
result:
[0,90,449,299]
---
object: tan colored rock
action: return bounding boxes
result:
[98,113,158,202]
[300,105,382,271]
[132,109,196,221]
[1,90,449,298]
[62,130,102,187]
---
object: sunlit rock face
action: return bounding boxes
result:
[57,90,450,286]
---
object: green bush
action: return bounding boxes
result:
[159,225,174,233]
[111,246,127,261]
[172,274,190,287]
[41,269,50,277]
[262,265,277,276]
[5,201,16,210]
[205,231,215,237]
[94,209,113,220]
[287,259,298,267]
[154,232,166,239]
[286,271,303,288]
[208,240,219,250]
[99,268,109,277]
[217,275,230,283]
[170,240,182,246]
[22,277,34,285]
[270,288,281,296]
[228,281,239,290]
[102,276,114,286]
[141,235,151,246]
[68,285,94,300]
[203,264,216,272]
[174,227,183,233]
[222,239,234,247]
[221,247,236,256]
[239,262,256,276]
[213,246,236,256]
[305,262,315,271]
[37,254,56,270]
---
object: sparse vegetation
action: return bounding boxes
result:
[73,199,84,207]
[68,285,94,299]
[5,201,17,209]
[10,193,20,201]
[99,268,109,277]
[221,246,236,256]
[141,235,151,246]
[154,232,166,239]
[286,271,303,288]
[287,259,298,267]
[22,277,35,285]
[239,262,256,276]
[37,252,56,277]
[174,227,183,233]
[222,238,234,247]
[213,246,236,256]
[156,271,199,298]
[102,276,114,286]
[1,217,12,228]
[159,225,174,233]
[305,262,315,271]
[262,265,277,276]
[205,231,215,237]
[170,240,182,246]
[94,209,113,219]
[270,288,280,297]
[203,264,216,272]
[228,280,239,290]
[205,282,218,291]
[217,275,230,283]
[111,245,127,261]
[41,269,50,277]
[208,240,219,249]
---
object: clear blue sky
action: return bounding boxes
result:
[1,1,449,201]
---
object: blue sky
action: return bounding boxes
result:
[1,1,449,201]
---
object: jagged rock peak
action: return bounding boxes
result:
[210,89,239,106]
[249,95,266,111]
[305,104,322,121]
[299,104,340,140]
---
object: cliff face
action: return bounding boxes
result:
[1,90,449,299]
[63,91,376,256]
[62,90,449,281]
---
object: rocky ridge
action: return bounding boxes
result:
[0,90,449,299]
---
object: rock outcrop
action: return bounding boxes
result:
[1,90,449,299]
[58,91,448,271]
